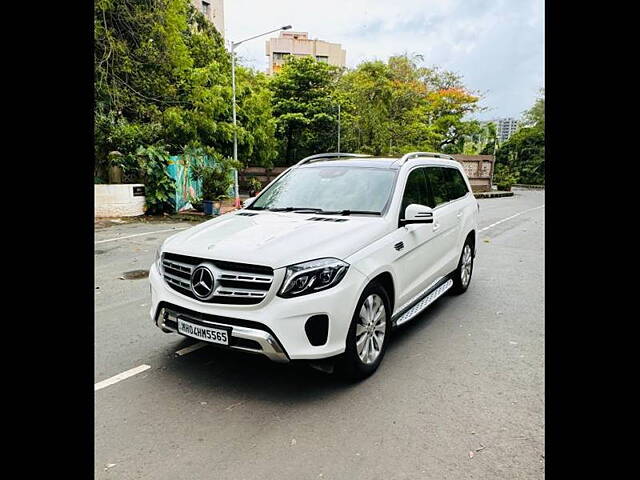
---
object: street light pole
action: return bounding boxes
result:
[231,42,238,206]
[230,25,292,208]
[337,103,341,153]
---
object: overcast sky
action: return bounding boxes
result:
[224,0,544,121]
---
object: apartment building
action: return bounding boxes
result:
[495,117,519,143]
[192,0,225,37]
[265,31,346,74]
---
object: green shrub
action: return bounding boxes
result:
[247,177,262,195]
[190,154,237,202]
[130,146,175,214]
[493,164,518,191]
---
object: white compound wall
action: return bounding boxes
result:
[95,184,146,218]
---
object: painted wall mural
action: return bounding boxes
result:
[166,155,236,212]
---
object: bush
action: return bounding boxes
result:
[493,164,518,191]
[247,177,262,195]
[120,146,175,214]
[190,154,237,202]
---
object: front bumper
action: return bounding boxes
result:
[156,304,289,362]
[149,262,367,361]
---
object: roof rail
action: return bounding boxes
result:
[394,151,455,166]
[295,152,372,166]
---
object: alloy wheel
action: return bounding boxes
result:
[461,244,473,287]
[356,294,386,364]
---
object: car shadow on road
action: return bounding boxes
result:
[158,336,357,405]
[154,295,452,405]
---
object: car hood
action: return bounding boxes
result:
[163,211,390,269]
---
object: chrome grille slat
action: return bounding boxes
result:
[218,272,272,283]
[162,259,193,275]
[164,272,191,289]
[214,287,268,298]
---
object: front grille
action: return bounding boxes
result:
[162,252,274,305]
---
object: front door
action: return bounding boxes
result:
[393,167,448,307]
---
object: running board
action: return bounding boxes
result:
[393,279,453,327]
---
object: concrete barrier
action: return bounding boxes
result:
[513,184,545,189]
[95,184,146,217]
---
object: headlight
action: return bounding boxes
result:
[278,258,349,298]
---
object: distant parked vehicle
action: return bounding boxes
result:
[150,152,479,379]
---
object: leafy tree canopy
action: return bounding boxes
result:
[495,90,545,185]
[95,0,276,174]
[335,54,482,156]
[269,56,341,164]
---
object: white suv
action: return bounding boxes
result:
[150,152,478,379]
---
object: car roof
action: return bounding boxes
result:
[297,157,461,170]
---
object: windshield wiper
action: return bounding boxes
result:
[315,209,381,216]
[268,207,324,213]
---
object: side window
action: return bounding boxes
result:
[400,168,428,215]
[445,168,469,200]
[425,167,449,207]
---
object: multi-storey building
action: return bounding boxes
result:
[192,0,224,38]
[495,118,519,142]
[265,31,346,74]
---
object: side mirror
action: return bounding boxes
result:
[400,204,434,226]
[242,197,256,208]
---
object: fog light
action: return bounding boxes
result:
[305,315,329,346]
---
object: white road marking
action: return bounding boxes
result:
[175,341,208,356]
[95,227,189,245]
[95,364,151,391]
[479,205,544,233]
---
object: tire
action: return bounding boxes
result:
[336,282,392,381]
[450,238,474,295]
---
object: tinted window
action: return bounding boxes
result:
[401,168,429,215]
[445,168,469,200]
[425,167,449,207]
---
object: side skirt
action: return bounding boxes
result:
[391,275,454,327]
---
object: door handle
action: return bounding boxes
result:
[456,211,463,219]
[433,222,441,232]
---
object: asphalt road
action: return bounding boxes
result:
[94,188,545,479]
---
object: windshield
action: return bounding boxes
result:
[249,166,396,214]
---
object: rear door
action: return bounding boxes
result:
[443,166,476,270]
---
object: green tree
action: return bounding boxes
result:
[463,122,497,155]
[269,56,341,164]
[336,54,481,157]
[95,0,277,177]
[521,88,545,128]
[495,91,545,185]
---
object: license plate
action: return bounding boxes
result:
[177,318,229,345]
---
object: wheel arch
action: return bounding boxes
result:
[466,229,476,257]
[368,271,395,315]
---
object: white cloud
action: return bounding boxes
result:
[224,0,544,119]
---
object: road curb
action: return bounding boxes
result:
[512,184,545,190]
[475,191,515,199]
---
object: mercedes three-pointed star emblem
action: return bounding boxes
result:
[190,265,215,300]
